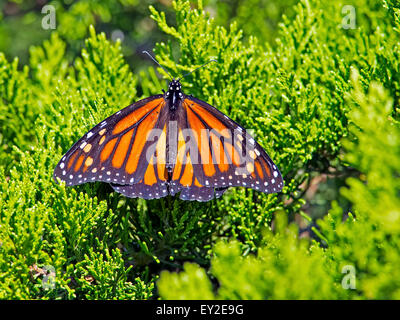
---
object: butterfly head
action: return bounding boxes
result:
[166,79,183,110]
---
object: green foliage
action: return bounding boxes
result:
[159,225,342,299]
[209,0,299,44]
[74,246,154,299]
[0,27,150,299]
[1,0,400,299]
[156,0,400,299]
[157,68,400,300]
[317,71,400,299]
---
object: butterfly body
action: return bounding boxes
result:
[54,79,283,201]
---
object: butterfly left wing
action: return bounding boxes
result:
[53,95,167,187]
[167,95,284,201]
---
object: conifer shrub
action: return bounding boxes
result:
[0,0,399,299]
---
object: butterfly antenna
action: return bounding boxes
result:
[178,59,218,80]
[142,50,173,80]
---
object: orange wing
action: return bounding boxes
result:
[53,95,168,188]
[166,96,284,201]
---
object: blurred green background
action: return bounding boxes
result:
[0,0,297,71]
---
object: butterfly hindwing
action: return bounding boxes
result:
[110,180,168,200]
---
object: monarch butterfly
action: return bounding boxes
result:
[53,52,283,201]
